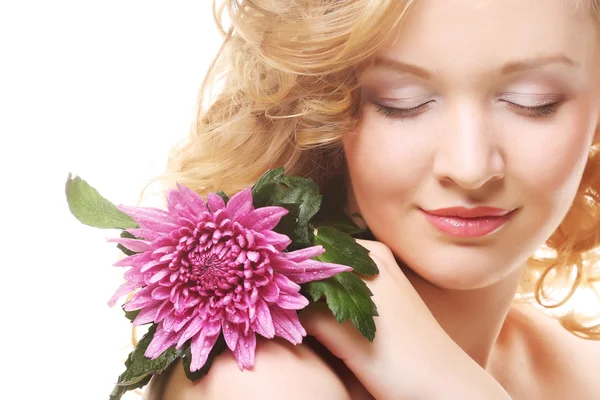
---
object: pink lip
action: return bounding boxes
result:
[420,207,515,238]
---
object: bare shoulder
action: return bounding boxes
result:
[147,337,351,400]
[500,303,600,398]
[516,303,600,365]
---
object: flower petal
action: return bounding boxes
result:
[281,245,325,262]
[180,318,221,348]
[276,292,309,310]
[176,315,204,348]
[117,205,180,233]
[124,286,154,310]
[133,301,163,325]
[150,286,170,300]
[270,305,306,345]
[232,331,257,370]
[145,325,179,359]
[123,267,143,281]
[166,188,198,221]
[226,187,254,221]
[162,308,194,332]
[189,329,220,372]
[176,182,209,215]
[258,281,280,303]
[113,252,150,267]
[140,259,164,273]
[239,206,289,232]
[108,279,142,307]
[207,193,225,213]
[155,300,173,324]
[256,230,291,251]
[272,257,352,284]
[205,320,222,337]
[148,267,171,284]
[273,272,301,293]
[222,321,241,351]
[107,237,151,252]
[152,244,176,255]
[125,227,161,241]
[253,298,275,339]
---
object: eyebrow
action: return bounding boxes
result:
[370,54,579,78]
[500,54,579,74]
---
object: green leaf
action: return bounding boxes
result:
[313,214,366,236]
[110,328,231,398]
[251,167,285,208]
[122,305,140,323]
[309,175,369,236]
[65,173,138,229]
[272,202,310,249]
[273,175,322,227]
[271,177,321,249]
[182,335,228,381]
[313,226,378,276]
[250,168,322,250]
[110,325,184,400]
[109,376,151,400]
[302,272,378,342]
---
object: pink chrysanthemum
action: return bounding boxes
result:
[108,184,351,371]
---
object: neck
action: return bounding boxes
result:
[401,264,524,369]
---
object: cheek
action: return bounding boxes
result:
[509,107,596,217]
[343,113,433,208]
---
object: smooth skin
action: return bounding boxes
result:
[150,1,600,398]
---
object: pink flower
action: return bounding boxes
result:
[108,184,351,371]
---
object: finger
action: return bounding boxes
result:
[355,239,396,265]
[355,239,411,289]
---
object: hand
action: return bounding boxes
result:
[299,239,510,400]
[299,239,448,399]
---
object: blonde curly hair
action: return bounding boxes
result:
[140,0,600,339]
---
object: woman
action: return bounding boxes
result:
[145,0,600,398]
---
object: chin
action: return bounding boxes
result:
[396,247,525,291]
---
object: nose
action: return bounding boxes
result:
[432,104,505,190]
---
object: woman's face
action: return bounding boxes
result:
[344,0,600,290]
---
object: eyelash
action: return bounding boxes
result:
[504,101,560,117]
[375,101,561,120]
[375,102,432,120]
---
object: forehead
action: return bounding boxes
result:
[374,0,599,78]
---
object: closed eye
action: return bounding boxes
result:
[374,99,562,119]
[502,100,562,117]
[374,101,434,120]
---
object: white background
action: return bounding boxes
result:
[3,1,600,400]
[2,1,220,398]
